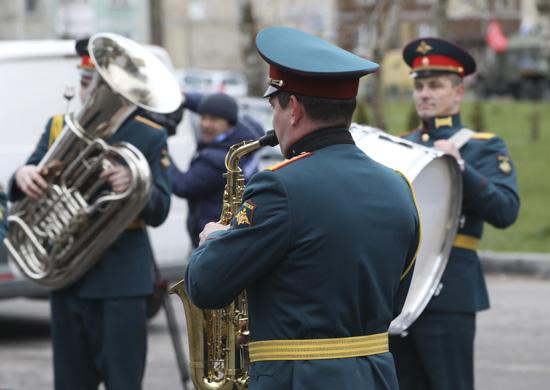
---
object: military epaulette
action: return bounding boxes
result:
[397,128,420,138]
[48,114,65,147]
[470,132,495,140]
[267,152,312,171]
[134,115,164,130]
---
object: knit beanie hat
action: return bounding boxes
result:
[197,93,238,125]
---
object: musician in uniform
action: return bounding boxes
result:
[390,37,520,390]
[8,39,172,390]
[184,27,421,389]
[171,91,263,247]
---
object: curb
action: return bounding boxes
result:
[480,251,550,279]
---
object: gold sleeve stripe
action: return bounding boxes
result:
[135,115,163,130]
[48,114,65,147]
[267,152,313,171]
[395,170,422,281]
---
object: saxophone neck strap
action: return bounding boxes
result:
[447,128,474,150]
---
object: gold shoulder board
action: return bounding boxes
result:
[471,132,495,140]
[48,114,65,147]
[135,115,163,130]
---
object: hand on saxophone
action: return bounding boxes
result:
[15,165,49,200]
[100,165,132,193]
[199,222,230,246]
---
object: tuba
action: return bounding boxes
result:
[4,33,182,289]
[170,130,279,390]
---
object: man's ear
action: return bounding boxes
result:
[454,83,465,104]
[289,95,304,125]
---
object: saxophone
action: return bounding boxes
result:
[170,130,278,390]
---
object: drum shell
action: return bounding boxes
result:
[350,124,462,335]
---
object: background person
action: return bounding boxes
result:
[8,38,172,390]
[390,37,520,390]
[184,26,421,389]
[170,91,263,247]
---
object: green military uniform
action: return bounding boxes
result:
[9,113,172,390]
[185,27,421,390]
[390,38,520,390]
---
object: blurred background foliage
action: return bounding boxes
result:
[354,98,550,252]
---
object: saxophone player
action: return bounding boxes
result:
[185,27,421,390]
[8,39,172,390]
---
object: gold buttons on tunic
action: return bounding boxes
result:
[421,133,430,142]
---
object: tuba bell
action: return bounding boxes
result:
[4,33,182,289]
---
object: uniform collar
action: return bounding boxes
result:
[418,113,462,142]
[422,113,462,132]
[287,126,354,158]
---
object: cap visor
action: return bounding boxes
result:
[263,85,279,98]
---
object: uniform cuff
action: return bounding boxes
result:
[462,163,488,199]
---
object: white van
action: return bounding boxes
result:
[0,40,194,299]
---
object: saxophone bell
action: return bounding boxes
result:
[170,130,277,390]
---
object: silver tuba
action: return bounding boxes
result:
[4,33,182,289]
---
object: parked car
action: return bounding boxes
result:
[0,39,192,300]
[175,68,248,97]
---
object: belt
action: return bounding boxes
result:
[127,219,145,230]
[248,332,388,362]
[453,234,479,251]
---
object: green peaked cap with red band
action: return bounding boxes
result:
[403,37,476,78]
[255,26,379,100]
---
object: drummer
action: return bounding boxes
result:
[390,37,520,390]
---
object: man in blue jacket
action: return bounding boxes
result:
[171,92,263,247]
[184,27,421,390]
[390,37,520,390]
[8,39,172,390]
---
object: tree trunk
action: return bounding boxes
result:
[434,0,449,37]
[370,0,404,130]
[240,0,265,97]
[149,0,163,46]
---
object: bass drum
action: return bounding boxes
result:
[350,124,462,335]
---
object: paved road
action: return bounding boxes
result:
[0,275,549,389]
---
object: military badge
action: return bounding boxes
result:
[416,40,432,55]
[235,200,257,227]
[497,155,512,175]
[160,148,171,168]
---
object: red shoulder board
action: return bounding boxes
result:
[267,152,313,171]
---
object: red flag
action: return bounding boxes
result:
[486,19,508,53]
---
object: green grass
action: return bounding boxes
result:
[355,99,550,252]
